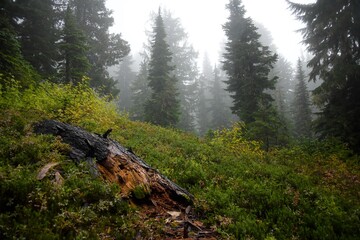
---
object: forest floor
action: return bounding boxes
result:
[1,82,359,239]
[134,202,219,239]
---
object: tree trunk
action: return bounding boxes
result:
[34,120,193,209]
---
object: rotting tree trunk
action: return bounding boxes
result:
[34,120,193,209]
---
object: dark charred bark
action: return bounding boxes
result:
[34,120,193,208]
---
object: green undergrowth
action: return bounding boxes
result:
[1,80,359,239]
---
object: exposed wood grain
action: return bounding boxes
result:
[34,120,193,209]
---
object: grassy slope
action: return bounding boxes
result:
[0,81,359,239]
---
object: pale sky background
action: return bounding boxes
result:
[106,0,316,68]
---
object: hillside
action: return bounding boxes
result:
[1,81,359,239]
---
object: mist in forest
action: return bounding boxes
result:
[1,0,358,151]
[106,0,315,66]
[108,0,318,140]
[1,1,360,237]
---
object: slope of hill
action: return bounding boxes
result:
[1,80,359,239]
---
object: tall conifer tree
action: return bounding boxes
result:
[209,65,232,129]
[144,9,179,127]
[288,0,360,151]
[196,54,212,135]
[69,0,130,96]
[222,0,277,123]
[18,0,59,78]
[131,57,150,121]
[255,22,294,130]
[1,0,60,79]
[161,10,199,131]
[59,6,90,84]
[293,59,312,138]
[145,10,199,131]
[115,55,136,112]
[196,76,209,135]
[272,56,294,118]
[0,14,38,87]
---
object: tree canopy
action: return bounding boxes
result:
[288,0,360,152]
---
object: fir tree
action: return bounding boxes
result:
[222,0,277,124]
[145,9,199,131]
[0,14,38,87]
[293,59,312,138]
[18,0,59,78]
[162,10,199,131]
[255,22,294,125]
[197,76,209,135]
[196,54,212,135]
[115,55,136,112]
[202,53,214,82]
[59,6,90,84]
[1,0,60,79]
[144,10,179,127]
[272,56,294,116]
[69,0,130,96]
[131,57,150,121]
[271,56,294,138]
[209,65,232,130]
[288,0,360,151]
[247,102,287,151]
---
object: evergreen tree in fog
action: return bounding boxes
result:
[115,55,136,112]
[293,58,312,138]
[222,0,277,124]
[59,6,90,84]
[144,9,179,127]
[196,54,213,135]
[0,14,39,87]
[0,0,130,96]
[69,0,130,96]
[162,10,199,132]
[131,56,151,121]
[288,0,360,152]
[209,65,232,130]
[1,0,60,79]
[145,9,199,131]
[256,22,294,134]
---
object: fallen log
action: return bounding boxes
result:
[34,120,193,209]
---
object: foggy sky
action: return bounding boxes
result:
[106,0,316,67]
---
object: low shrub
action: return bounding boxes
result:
[1,80,359,239]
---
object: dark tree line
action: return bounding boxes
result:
[0,11,39,87]
[0,0,130,96]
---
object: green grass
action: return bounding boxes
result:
[0,79,359,239]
